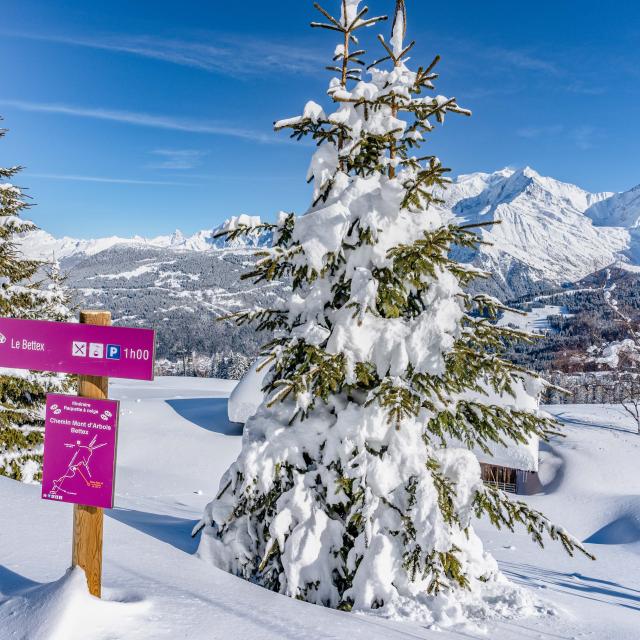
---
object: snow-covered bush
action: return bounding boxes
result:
[195,0,591,625]
[0,121,73,482]
[210,350,252,380]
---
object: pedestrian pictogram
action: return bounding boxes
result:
[89,343,104,359]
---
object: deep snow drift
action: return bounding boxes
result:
[0,378,639,639]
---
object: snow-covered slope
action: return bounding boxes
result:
[1,379,639,639]
[444,167,614,214]
[446,167,634,298]
[586,183,640,229]
[58,245,285,364]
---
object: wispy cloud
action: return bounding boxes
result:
[564,80,606,96]
[570,125,597,151]
[516,124,564,139]
[0,98,281,143]
[148,149,208,170]
[3,30,325,77]
[516,123,598,150]
[28,173,196,186]
[488,47,560,75]
[420,31,583,101]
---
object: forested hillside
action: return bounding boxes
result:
[61,245,284,376]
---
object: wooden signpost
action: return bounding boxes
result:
[0,311,155,598]
[74,310,110,598]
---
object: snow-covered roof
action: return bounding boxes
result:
[449,382,541,472]
[228,360,269,424]
[471,434,539,473]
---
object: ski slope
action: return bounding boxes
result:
[0,378,639,639]
[498,304,569,334]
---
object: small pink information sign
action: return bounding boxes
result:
[41,394,119,509]
[0,317,155,380]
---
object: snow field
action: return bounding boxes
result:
[0,380,639,639]
[497,305,569,334]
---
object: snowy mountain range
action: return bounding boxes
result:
[443,167,638,298]
[20,213,267,261]
[15,168,640,361]
[21,168,640,300]
[16,214,280,365]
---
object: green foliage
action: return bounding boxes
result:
[367,378,422,426]
[474,485,595,560]
[427,458,461,528]
[207,2,594,609]
[0,120,73,481]
[427,401,558,455]
[263,342,346,420]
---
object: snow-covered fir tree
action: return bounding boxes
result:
[196,1,592,623]
[0,121,73,482]
[209,350,252,380]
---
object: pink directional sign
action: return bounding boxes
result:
[41,394,119,509]
[0,318,155,380]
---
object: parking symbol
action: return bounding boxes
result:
[72,341,87,357]
[106,344,121,360]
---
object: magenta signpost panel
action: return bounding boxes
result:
[42,394,119,509]
[0,318,154,380]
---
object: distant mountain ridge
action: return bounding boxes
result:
[12,167,640,371]
[19,214,268,262]
[586,183,640,229]
[17,167,640,305]
[15,214,279,368]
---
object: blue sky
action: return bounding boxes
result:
[1,0,638,238]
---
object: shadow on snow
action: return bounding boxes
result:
[165,397,243,436]
[106,508,200,554]
[585,516,640,546]
[0,565,41,595]
[552,411,636,435]
[501,561,640,611]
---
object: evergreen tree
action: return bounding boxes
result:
[196,1,592,622]
[0,120,73,483]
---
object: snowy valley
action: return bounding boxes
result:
[18,216,282,372]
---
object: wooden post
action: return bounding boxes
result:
[72,310,111,598]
